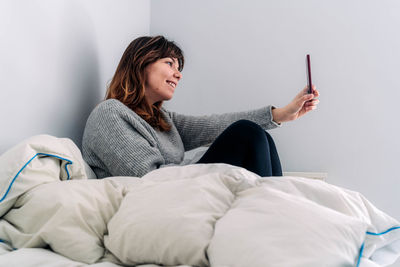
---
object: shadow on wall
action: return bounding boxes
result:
[0,0,102,153]
[52,1,102,149]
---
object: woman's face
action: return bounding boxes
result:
[144,57,182,105]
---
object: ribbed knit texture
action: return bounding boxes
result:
[82,99,279,178]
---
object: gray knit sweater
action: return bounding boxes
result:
[82,99,280,178]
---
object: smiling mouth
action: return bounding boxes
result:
[166,81,176,88]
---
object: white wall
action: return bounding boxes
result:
[0,0,150,151]
[151,0,400,220]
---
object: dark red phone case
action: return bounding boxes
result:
[306,54,313,94]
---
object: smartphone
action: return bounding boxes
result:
[306,54,313,94]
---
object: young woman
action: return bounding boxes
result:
[82,36,319,179]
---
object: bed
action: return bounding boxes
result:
[0,135,399,267]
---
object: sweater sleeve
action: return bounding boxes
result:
[82,100,165,178]
[166,105,280,151]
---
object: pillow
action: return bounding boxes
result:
[256,176,400,266]
[0,179,124,264]
[0,135,89,217]
[207,185,368,267]
[105,173,240,266]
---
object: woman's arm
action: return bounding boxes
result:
[165,105,280,151]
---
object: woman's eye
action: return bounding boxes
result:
[166,61,173,66]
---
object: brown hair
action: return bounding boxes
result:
[105,36,184,131]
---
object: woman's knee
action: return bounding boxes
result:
[229,120,263,132]
[226,120,266,142]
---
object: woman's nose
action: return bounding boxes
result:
[174,70,182,80]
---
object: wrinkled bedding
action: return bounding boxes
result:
[0,135,399,267]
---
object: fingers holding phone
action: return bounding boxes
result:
[304,93,320,112]
[302,84,319,98]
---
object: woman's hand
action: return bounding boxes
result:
[272,85,319,124]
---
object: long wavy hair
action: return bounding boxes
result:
[105,36,184,131]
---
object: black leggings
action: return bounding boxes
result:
[197,120,282,177]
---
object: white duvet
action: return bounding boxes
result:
[0,135,399,267]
